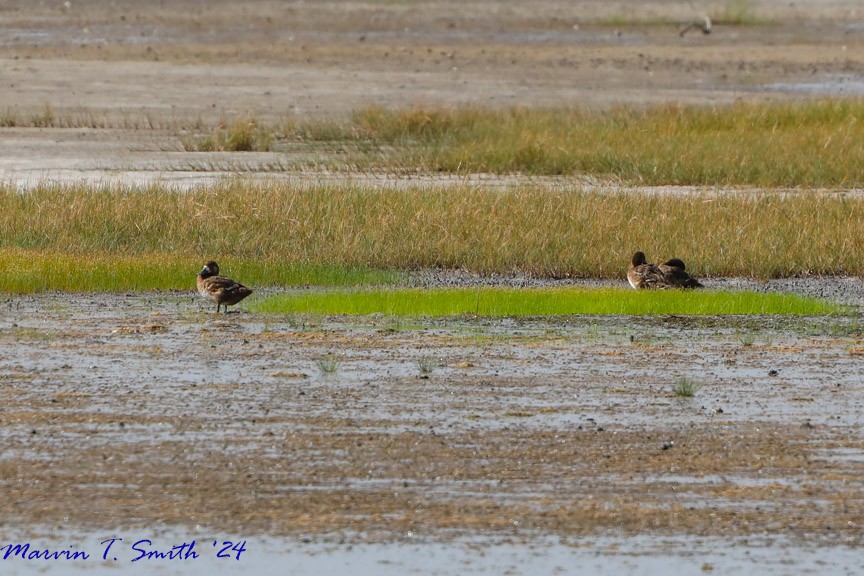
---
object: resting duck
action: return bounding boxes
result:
[658,258,703,289]
[196,261,253,313]
[627,251,702,290]
[627,251,666,289]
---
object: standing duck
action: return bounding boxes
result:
[627,251,702,290]
[196,261,253,313]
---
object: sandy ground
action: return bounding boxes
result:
[2,1,864,574]
[0,0,863,187]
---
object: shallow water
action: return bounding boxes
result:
[763,75,864,97]
[2,532,862,576]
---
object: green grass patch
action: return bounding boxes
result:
[251,287,846,317]
[0,249,400,293]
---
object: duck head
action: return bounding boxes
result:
[663,258,686,270]
[198,260,220,278]
[631,251,647,266]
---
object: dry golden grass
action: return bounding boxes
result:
[2,181,864,290]
[6,101,864,188]
[343,101,864,186]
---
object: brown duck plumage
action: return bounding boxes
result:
[627,251,666,289]
[658,258,703,289]
[627,251,702,290]
[196,261,253,313]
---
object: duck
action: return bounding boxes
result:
[196,261,253,313]
[627,251,703,289]
[627,251,667,289]
[658,258,703,289]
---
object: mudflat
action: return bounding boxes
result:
[3,289,864,546]
[0,0,862,186]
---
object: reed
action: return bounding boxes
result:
[4,181,864,287]
[335,100,864,186]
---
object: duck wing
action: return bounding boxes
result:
[628,263,669,289]
[200,275,253,303]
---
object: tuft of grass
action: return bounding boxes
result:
[315,355,341,376]
[251,287,846,317]
[30,103,55,128]
[416,355,438,376]
[183,117,273,152]
[673,378,701,397]
[736,331,756,347]
[0,107,21,127]
[286,313,324,331]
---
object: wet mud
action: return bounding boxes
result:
[2,289,863,553]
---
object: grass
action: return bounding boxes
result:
[6,99,864,186]
[672,378,701,398]
[713,0,764,26]
[178,99,864,187]
[315,355,341,376]
[5,180,864,289]
[0,249,399,292]
[592,0,766,28]
[250,287,846,317]
[417,356,438,376]
[737,332,756,347]
[334,101,864,187]
[595,15,671,28]
[0,104,204,131]
[181,117,275,152]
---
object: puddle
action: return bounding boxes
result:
[763,75,864,97]
[816,448,864,464]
